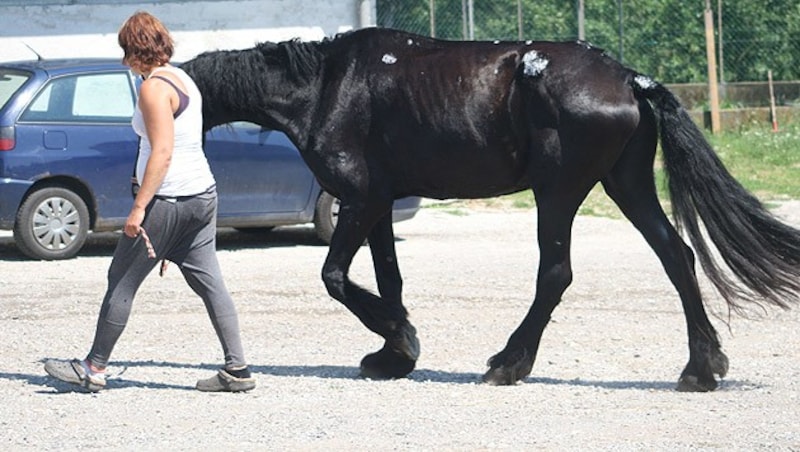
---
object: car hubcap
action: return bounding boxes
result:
[331,198,340,227]
[32,197,80,250]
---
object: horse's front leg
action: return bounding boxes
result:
[321,202,418,379]
[359,213,420,379]
[483,200,577,385]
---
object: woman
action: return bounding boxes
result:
[44,11,255,393]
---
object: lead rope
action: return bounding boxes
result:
[138,227,169,277]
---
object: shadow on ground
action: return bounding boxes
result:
[6,358,761,393]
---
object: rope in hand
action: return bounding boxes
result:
[138,227,169,277]
[138,227,156,258]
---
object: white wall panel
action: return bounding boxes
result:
[0,0,374,62]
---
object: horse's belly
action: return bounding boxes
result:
[396,147,529,199]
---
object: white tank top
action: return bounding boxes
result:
[132,66,215,197]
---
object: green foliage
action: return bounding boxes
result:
[708,122,800,198]
[376,0,800,83]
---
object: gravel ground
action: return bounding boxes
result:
[1,201,799,450]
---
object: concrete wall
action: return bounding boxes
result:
[669,81,800,129]
[0,0,375,62]
[668,82,800,110]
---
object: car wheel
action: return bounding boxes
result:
[313,191,339,244]
[13,186,90,260]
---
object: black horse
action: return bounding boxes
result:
[182,27,800,391]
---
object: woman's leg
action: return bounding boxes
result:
[170,192,248,369]
[86,204,164,369]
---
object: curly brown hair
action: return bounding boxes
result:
[118,11,174,72]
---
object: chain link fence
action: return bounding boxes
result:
[376,0,800,85]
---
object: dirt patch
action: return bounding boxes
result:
[1,202,799,450]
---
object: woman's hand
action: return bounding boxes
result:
[124,206,146,238]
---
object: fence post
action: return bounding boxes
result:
[704,1,721,133]
[429,0,436,37]
[359,0,375,27]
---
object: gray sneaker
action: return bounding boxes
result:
[44,359,106,392]
[196,369,256,392]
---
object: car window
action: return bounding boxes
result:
[20,72,134,123]
[0,70,30,111]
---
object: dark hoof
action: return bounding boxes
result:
[360,345,417,379]
[710,349,730,378]
[482,348,533,386]
[676,375,716,392]
[391,322,420,361]
[676,349,729,392]
[360,322,419,379]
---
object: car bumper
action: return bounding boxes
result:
[0,178,32,229]
[391,196,422,223]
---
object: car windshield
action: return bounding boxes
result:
[0,69,31,111]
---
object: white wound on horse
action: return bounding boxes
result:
[634,74,656,90]
[522,50,548,77]
[407,39,414,45]
[382,53,397,64]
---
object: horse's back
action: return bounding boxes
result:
[331,28,639,133]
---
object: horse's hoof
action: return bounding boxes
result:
[677,347,728,392]
[390,322,420,361]
[360,345,416,379]
[482,367,517,386]
[482,348,533,385]
[710,350,729,379]
[676,374,717,392]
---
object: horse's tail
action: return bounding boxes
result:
[630,73,800,312]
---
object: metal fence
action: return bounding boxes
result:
[376,0,800,84]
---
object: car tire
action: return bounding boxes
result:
[313,191,339,244]
[13,186,90,260]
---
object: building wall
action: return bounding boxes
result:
[0,0,375,62]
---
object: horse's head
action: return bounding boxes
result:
[182,39,325,132]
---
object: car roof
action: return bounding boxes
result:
[0,58,128,76]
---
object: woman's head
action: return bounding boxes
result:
[118,11,174,74]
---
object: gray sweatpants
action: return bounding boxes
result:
[87,189,247,370]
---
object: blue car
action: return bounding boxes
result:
[0,58,420,260]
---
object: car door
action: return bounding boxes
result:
[16,70,138,226]
[204,121,317,218]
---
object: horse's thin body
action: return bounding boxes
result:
[183,28,800,390]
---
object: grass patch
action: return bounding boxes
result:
[707,122,800,199]
[424,122,800,217]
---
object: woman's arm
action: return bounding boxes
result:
[124,78,176,238]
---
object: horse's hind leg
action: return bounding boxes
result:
[601,113,728,391]
[483,185,589,385]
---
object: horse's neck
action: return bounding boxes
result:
[226,49,319,147]
[252,86,315,149]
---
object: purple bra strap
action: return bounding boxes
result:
[150,75,190,118]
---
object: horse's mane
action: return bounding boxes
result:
[255,39,325,82]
